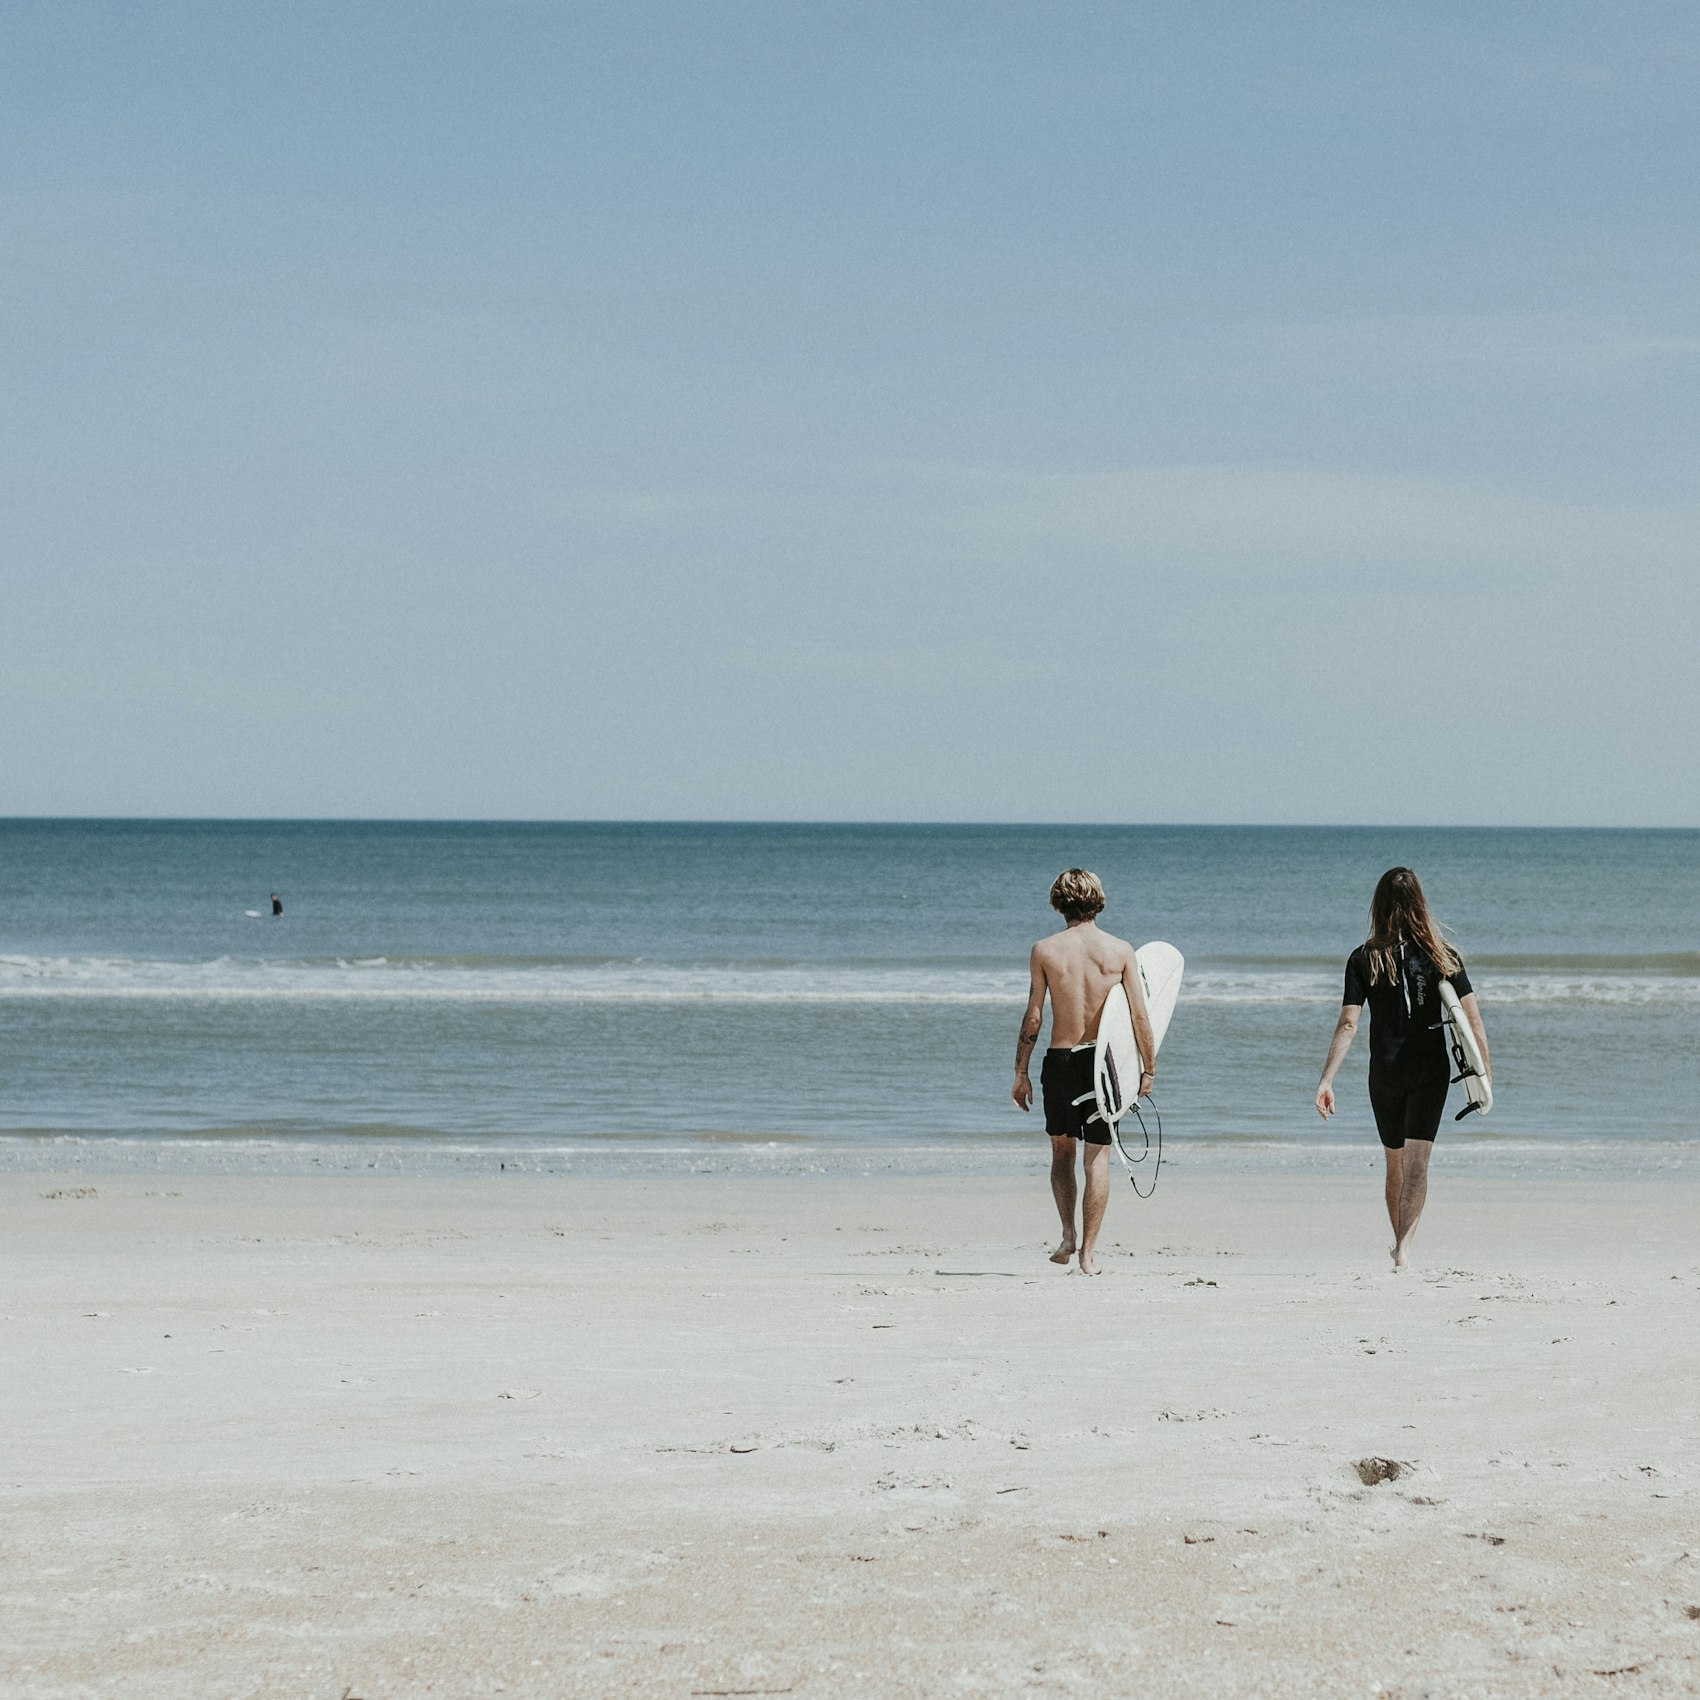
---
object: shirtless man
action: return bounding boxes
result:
[1012,869,1156,1275]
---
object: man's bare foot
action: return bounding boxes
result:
[1393,1242,1411,1270]
[1050,1239,1076,1265]
[1077,1249,1100,1275]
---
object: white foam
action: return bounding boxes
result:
[0,954,1025,1004]
[3,1131,1698,1181]
[0,954,1692,1007]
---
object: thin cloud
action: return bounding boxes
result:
[1251,312,1700,371]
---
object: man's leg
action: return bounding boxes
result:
[1049,1134,1078,1263]
[1394,1139,1432,1268]
[1078,1140,1111,1274]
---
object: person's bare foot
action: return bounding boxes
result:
[1050,1238,1076,1265]
[1077,1249,1100,1275]
[1393,1241,1411,1270]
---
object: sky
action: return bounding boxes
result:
[2,1,1697,824]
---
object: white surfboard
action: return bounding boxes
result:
[1439,980,1492,1119]
[1093,941,1184,1129]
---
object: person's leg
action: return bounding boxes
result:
[1369,1074,1406,1261]
[1393,1139,1431,1268]
[1078,1140,1111,1274]
[1049,1134,1079,1263]
[1393,1077,1447,1267]
[1382,1145,1405,1249]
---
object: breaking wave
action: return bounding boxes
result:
[0,954,1695,1007]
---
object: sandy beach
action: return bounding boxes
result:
[4,1162,1697,1698]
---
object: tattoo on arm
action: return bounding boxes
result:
[1015,1019,1040,1074]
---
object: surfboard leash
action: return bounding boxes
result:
[1112,1094,1163,1199]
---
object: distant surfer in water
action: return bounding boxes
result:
[1013,869,1156,1275]
[270,893,284,917]
[1315,867,1491,1271]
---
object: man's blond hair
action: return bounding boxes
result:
[1049,868,1105,922]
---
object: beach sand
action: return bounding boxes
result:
[3,1162,1697,1698]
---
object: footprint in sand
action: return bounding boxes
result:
[1352,1457,1408,1485]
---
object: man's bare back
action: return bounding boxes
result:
[1033,922,1140,1048]
[1013,920,1157,1094]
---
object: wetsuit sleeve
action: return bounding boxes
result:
[1448,957,1473,998]
[1342,950,1367,1007]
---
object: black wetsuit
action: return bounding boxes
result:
[1342,945,1473,1149]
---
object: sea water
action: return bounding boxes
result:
[0,821,1694,1170]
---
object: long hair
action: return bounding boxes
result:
[1365,867,1460,986]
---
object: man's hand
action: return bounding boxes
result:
[1315,1081,1336,1119]
[1139,1069,1155,1099]
[1012,1073,1033,1112]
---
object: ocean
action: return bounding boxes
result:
[1,821,1695,1171]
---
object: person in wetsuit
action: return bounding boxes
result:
[270,893,283,917]
[1314,866,1491,1271]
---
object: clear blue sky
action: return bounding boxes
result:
[3,2,1696,822]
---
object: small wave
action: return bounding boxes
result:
[0,955,1028,1004]
[1213,951,1700,975]
[1474,952,1700,974]
[0,955,1694,1007]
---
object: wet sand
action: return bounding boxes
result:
[3,1164,1697,1698]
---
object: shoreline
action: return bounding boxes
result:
[3,1130,1698,1182]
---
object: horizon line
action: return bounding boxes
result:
[0,816,1695,832]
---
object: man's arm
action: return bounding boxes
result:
[1315,1004,1361,1118]
[1121,952,1158,1097]
[1012,947,1047,1112]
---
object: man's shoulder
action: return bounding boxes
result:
[1031,930,1085,968]
[1097,928,1136,959]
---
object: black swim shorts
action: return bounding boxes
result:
[1040,1046,1110,1144]
[1368,1071,1449,1150]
